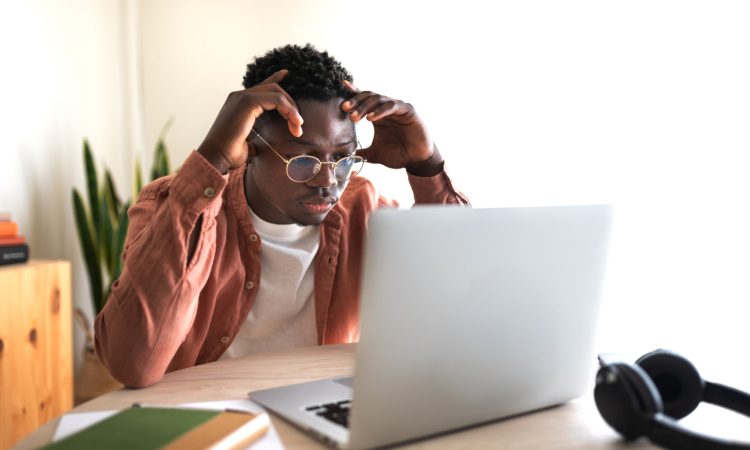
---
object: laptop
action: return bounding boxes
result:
[250,205,612,449]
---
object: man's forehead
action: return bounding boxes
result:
[263,98,355,146]
[290,135,355,147]
[295,98,351,125]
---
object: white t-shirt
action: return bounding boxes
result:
[221,207,320,358]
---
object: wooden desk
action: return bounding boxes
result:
[14,344,656,449]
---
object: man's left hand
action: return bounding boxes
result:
[341,81,443,176]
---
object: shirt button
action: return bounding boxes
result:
[204,187,215,198]
[245,281,254,290]
[249,234,258,243]
[220,336,229,344]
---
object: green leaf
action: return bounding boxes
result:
[83,140,101,252]
[151,118,173,181]
[104,169,121,219]
[105,202,130,304]
[133,155,143,201]
[112,202,129,283]
[151,140,170,181]
[158,116,174,142]
[158,141,170,177]
[101,188,114,281]
[72,189,103,312]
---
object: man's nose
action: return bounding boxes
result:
[307,162,337,188]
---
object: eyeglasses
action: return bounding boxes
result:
[251,129,365,183]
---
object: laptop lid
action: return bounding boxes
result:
[348,205,612,449]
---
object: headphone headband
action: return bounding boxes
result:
[704,382,750,418]
[650,413,750,450]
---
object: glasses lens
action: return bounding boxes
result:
[287,156,320,182]
[334,156,365,181]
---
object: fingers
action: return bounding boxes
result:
[261,68,289,84]
[340,80,412,123]
[365,101,400,122]
[232,89,304,137]
[349,95,382,121]
[254,74,297,110]
[254,91,304,137]
[244,70,304,136]
[341,89,409,123]
[340,80,368,116]
[342,79,360,94]
[362,97,399,122]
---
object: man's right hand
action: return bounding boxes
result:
[197,69,304,174]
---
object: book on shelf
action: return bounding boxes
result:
[0,244,29,266]
[0,235,25,246]
[0,220,18,237]
[41,405,269,450]
[0,213,29,266]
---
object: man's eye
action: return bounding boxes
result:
[334,153,354,161]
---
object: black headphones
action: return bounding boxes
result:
[594,349,750,450]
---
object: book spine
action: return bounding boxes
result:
[0,244,29,265]
[0,221,19,237]
[0,236,26,246]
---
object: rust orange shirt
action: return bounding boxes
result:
[95,151,468,387]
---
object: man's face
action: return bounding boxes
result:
[245,98,357,226]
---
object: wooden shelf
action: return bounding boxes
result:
[0,260,73,450]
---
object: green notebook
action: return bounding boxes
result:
[43,406,268,450]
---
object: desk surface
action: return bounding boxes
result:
[15,344,657,449]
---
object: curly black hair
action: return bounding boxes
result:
[242,44,353,102]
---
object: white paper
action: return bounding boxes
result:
[52,399,283,449]
[53,410,119,441]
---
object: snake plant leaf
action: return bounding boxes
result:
[104,169,121,220]
[133,155,143,201]
[105,202,130,303]
[151,117,173,181]
[101,188,114,279]
[158,141,170,178]
[73,188,103,311]
[83,140,101,252]
[112,201,130,284]
[151,139,170,181]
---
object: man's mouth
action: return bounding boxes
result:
[300,197,336,215]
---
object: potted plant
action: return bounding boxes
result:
[71,129,172,404]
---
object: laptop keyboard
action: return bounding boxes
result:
[306,400,352,428]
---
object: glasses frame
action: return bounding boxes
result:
[251,129,365,183]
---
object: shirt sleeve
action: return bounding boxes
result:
[94,151,228,388]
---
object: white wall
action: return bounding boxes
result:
[138,0,750,375]
[0,0,136,372]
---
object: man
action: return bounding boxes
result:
[95,44,468,388]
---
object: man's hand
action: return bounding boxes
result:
[197,69,304,174]
[341,81,444,176]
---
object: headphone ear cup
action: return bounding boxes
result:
[595,363,664,441]
[636,349,704,419]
